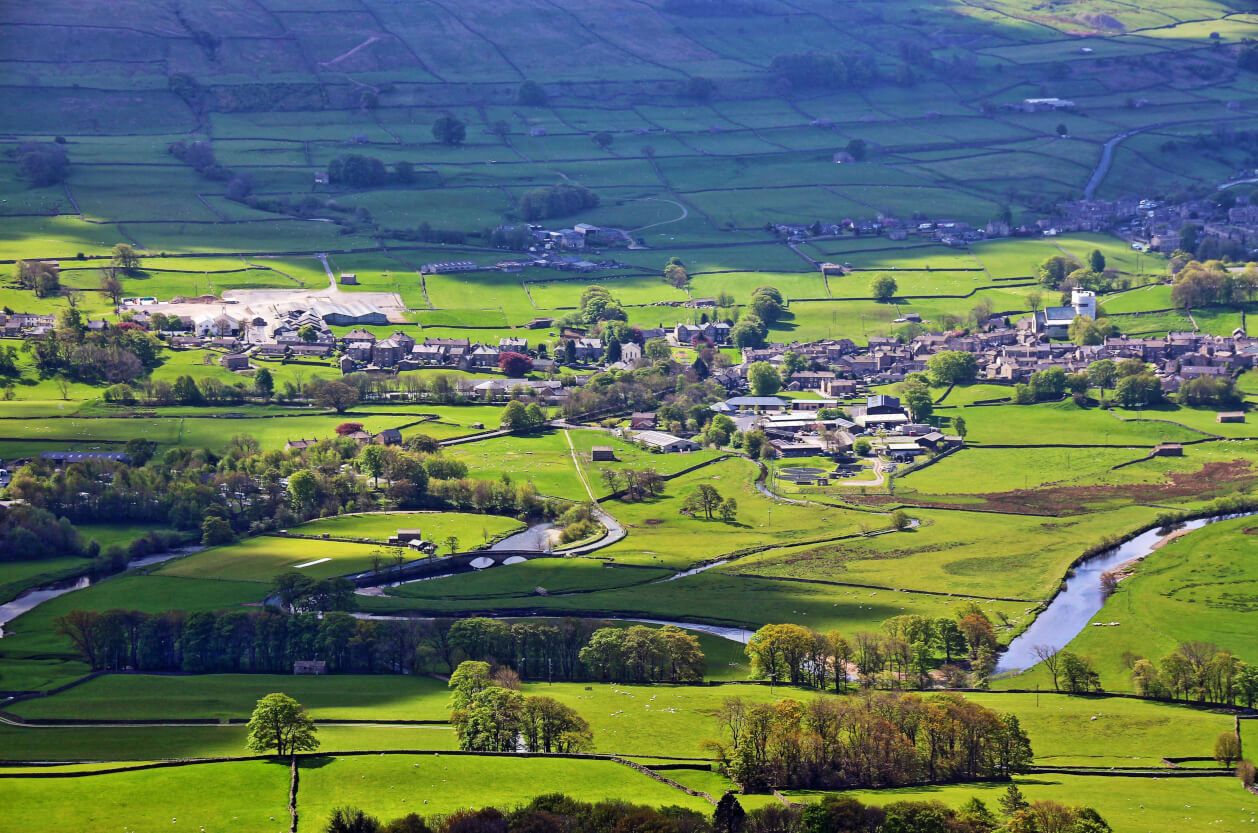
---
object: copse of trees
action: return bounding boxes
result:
[23,307,162,384]
[0,503,88,561]
[16,141,70,186]
[871,273,898,302]
[1069,314,1116,346]
[14,259,61,298]
[748,285,783,324]
[432,115,466,145]
[5,424,560,539]
[517,80,547,105]
[744,606,1003,693]
[56,611,688,678]
[578,625,706,682]
[519,183,599,221]
[680,483,737,523]
[769,50,879,90]
[328,153,389,188]
[168,139,231,181]
[664,258,688,289]
[730,313,768,349]
[1177,375,1241,407]
[927,350,978,386]
[708,690,1032,792]
[499,399,547,432]
[598,466,665,500]
[899,373,933,421]
[448,660,593,753]
[1172,259,1258,308]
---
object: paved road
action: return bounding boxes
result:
[1086,113,1257,199]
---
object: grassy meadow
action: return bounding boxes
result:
[2,0,1257,820]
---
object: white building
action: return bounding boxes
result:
[194,312,240,337]
[1071,289,1097,321]
[635,430,699,453]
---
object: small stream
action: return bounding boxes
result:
[994,513,1253,674]
[0,547,201,637]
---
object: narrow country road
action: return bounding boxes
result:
[629,197,689,233]
[560,429,627,551]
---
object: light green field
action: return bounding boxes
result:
[0,722,457,762]
[963,692,1239,766]
[955,401,1206,446]
[290,512,525,548]
[899,446,1158,494]
[1,760,292,833]
[294,754,713,827]
[733,504,1160,602]
[445,425,601,486]
[155,537,410,583]
[837,773,1254,833]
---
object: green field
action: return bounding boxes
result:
[3,0,1257,818]
[839,773,1255,833]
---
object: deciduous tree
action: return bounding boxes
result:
[245,692,319,756]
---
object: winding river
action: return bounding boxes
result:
[994,513,1253,674]
[0,547,201,638]
[5,513,1245,662]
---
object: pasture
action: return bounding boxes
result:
[2,0,1256,818]
[838,773,1256,833]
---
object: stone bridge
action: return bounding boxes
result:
[347,550,558,588]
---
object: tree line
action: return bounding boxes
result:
[54,609,703,682]
[1128,640,1258,707]
[317,786,1111,833]
[706,691,1033,792]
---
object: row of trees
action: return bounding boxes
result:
[1005,357,1164,409]
[707,691,1032,791]
[577,624,706,682]
[769,50,879,91]
[1129,640,1258,706]
[53,606,704,681]
[318,789,1111,833]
